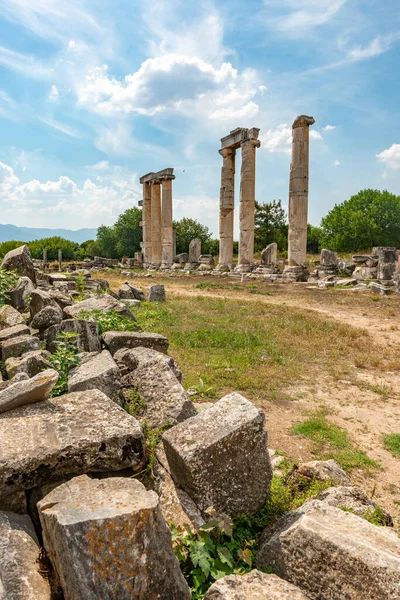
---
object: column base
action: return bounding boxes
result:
[160,262,173,270]
[233,264,255,273]
[282,265,309,282]
[215,263,234,273]
[184,262,200,271]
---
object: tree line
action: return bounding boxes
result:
[1,189,399,261]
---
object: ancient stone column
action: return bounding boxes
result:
[58,249,62,272]
[142,182,152,267]
[237,129,260,269]
[150,181,162,266]
[161,175,175,268]
[287,115,315,268]
[218,147,236,267]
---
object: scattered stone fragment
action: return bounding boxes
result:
[0,372,29,391]
[1,334,40,361]
[68,350,120,402]
[0,511,51,599]
[162,392,272,516]
[194,401,214,413]
[63,294,136,321]
[148,284,166,302]
[370,282,395,296]
[256,499,400,600]
[317,486,393,526]
[8,276,35,310]
[119,347,196,427]
[0,389,145,496]
[103,331,169,355]
[353,266,377,280]
[0,323,30,343]
[0,368,58,414]
[38,475,191,600]
[1,244,37,284]
[0,304,25,330]
[31,305,63,335]
[120,298,141,308]
[29,289,59,319]
[204,570,308,599]
[5,349,53,379]
[336,278,357,286]
[115,346,181,380]
[297,459,351,486]
[118,282,145,301]
[45,319,101,353]
[48,288,73,310]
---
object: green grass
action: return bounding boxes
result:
[291,411,379,472]
[383,433,400,458]
[129,296,393,403]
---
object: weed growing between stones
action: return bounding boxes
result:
[0,267,19,306]
[48,332,80,397]
[383,433,400,458]
[78,309,140,334]
[73,272,85,295]
[123,389,147,418]
[291,410,379,472]
[340,505,389,526]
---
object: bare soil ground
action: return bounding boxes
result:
[98,272,400,522]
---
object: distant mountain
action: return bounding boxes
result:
[0,224,98,244]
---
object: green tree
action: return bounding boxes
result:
[173,218,212,254]
[28,237,78,260]
[0,240,25,258]
[96,225,117,258]
[320,189,400,252]
[254,200,287,251]
[307,225,322,254]
[114,207,142,257]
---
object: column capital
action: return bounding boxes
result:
[219,147,236,158]
[241,138,261,149]
[292,115,315,129]
[159,174,175,181]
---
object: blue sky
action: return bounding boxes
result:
[0,0,399,237]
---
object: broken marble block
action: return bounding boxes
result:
[0,368,58,414]
[256,499,400,600]
[0,510,51,599]
[0,390,145,497]
[115,346,182,381]
[148,284,166,302]
[317,486,393,526]
[1,244,37,284]
[204,570,308,599]
[1,334,40,361]
[45,319,101,353]
[0,304,25,330]
[5,349,52,379]
[103,331,169,355]
[0,323,30,343]
[162,392,272,516]
[38,475,191,600]
[297,459,351,486]
[118,347,196,427]
[68,350,120,402]
[63,294,136,321]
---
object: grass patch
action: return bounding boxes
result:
[78,308,140,334]
[291,411,378,472]
[123,388,147,418]
[383,433,400,457]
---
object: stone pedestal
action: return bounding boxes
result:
[151,181,162,266]
[161,177,174,268]
[219,148,235,267]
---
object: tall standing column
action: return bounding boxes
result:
[218,147,236,267]
[142,182,152,267]
[150,181,162,266]
[287,115,315,267]
[161,175,175,268]
[237,129,260,269]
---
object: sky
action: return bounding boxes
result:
[0,0,399,238]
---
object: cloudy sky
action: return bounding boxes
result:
[0,0,399,236]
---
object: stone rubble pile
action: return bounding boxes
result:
[0,244,399,599]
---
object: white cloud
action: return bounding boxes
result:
[265,0,348,34]
[323,124,336,131]
[38,117,82,138]
[310,130,323,140]
[376,144,400,169]
[260,123,322,152]
[347,34,400,62]
[48,85,59,101]
[0,161,141,227]
[334,159,340,166]
[0,45,52,78]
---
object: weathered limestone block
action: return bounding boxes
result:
[189,238,201,263]
[256,499,400,600]
[9,276,35,310]
[353,266,377,280]
[372,247,397,263]
[317,486,393,525]
[0,390,145,496]
[117,282,145,301]
[45,319,101,353]
[162,392,272,516]
[38,475,191,600]
[0,511,51,599]
[29,289,59,319]
[297,459,351,485]
[320,249,338,268]
[0,323,30,343]
[148,284,166,302]
[1,244,36,284]
[119,347,196,427]
[5,349,52,379]
[0,372,29,391]
[352,255,371,264]
[115,346,182,381]
[68,350,120,402]
[48,288,73,310]
[370,282,395,296]
[0,304,25,330]
[63,294,136,321]
[1,334,40,361]
[103,331,169,355]
[204,570,308,599]
[0,490,27,514]
[174,252,188,264]
[377,263,396,281]
[261,242,277,266]
[0,369,58,414]
[31,305,63,336]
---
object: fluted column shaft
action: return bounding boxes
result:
[161,177,174,267]
[288,115,315,266]
[151,181,162,266]
[218,147,236,266]
[238,139,259,267]
[142,182,152,266]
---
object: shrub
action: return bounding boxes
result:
[0,267,19,306]
[78,309,140,335]
[48,332,80,397]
